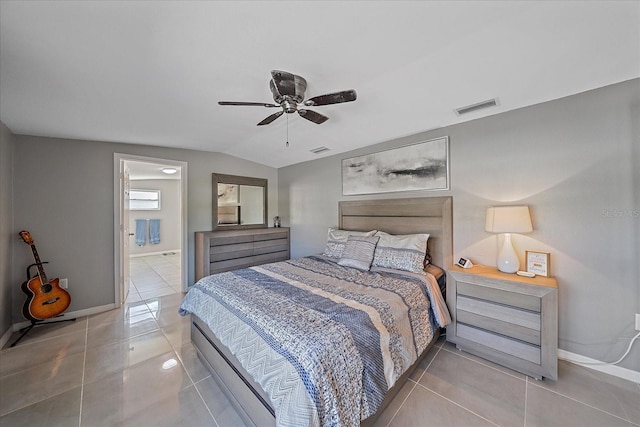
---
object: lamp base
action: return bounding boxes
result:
[497,233,519,274]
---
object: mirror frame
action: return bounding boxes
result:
[212,173,268,230]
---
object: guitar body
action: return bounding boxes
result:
[21,276,71,321]
[18,230,71,321]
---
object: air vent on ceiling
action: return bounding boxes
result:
[310,146,330,154]
[455,98,499,116]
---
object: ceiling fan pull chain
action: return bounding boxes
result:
[286,113,289,147]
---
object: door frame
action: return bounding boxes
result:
[113,153,188,306]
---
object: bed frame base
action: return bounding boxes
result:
[192,315,440,427]
[192,317,275,426]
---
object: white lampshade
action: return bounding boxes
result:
[485,206,533,273]
[485,206,533,233]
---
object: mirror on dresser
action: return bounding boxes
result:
[213,173,267,230]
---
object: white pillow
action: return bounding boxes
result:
[372,231,430,274]
[323,228,377,258]
[337,235,380,271]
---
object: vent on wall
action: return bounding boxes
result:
[310,146,330,154]
[455,98,499,116]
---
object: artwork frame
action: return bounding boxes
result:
[342,136,449,196]
[526,250,551,277]
[217,183,239,204]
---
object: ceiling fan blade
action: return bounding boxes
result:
[270,70,297,97]
[303,89,357,106]
[219,101,280,107]
[257,111,284,126]
[298,109,329,124]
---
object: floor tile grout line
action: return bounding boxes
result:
[82,325,164,354]
[384,379,419,427]
[525,376,639,425]
[444,343,639,425]
[78,316,89,427]
[412,380,502,427]
[523,376,528,427]
[411,339,444,385]
[1,318,89,352]
[134,255,218,425]
[0,332,89,378]
[385,339,444,426]
[157,310,219,426]
[191,380,221,427]
[440,344,528,382]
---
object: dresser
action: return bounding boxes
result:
[446,265,558,380]
[195,228,290,281]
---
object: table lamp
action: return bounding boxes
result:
[485,206,533,273]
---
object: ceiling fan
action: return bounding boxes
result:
[218,70,357,126]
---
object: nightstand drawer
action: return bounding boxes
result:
[457,323,541,364]
[456,296,540,330]
[458,281,541,312]
[457,310,541,345]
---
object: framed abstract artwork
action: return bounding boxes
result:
[342,136,449,195]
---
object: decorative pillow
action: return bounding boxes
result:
[323,228,377,258]
[338,235,380,271]
[372,231,430,274]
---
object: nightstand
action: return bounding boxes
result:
[446,265,558,380]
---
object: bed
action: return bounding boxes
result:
[179,196,453,427]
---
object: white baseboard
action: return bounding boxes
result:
[558,349,640,383]
[11,303,116,331]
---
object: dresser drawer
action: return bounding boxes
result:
[196,228,291,281]
[254,231,289,241]
[210,234,255,246]
[253,238,289,255]
[209,242,254,262]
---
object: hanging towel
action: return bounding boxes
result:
[135,219,147,246]
[149,219,161,244]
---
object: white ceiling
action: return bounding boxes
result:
[1,1,638,169]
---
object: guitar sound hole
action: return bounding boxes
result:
[41,283,52,293]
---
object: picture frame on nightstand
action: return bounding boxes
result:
[526,251,550,277]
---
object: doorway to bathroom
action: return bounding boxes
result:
[114,154,188,306]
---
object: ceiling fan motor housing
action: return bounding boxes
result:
[269,74,307,105]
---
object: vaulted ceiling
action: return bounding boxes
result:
[1,1,638,168]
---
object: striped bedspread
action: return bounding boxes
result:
[179,256,450,427]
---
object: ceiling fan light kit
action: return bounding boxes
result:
[219,70,357,126]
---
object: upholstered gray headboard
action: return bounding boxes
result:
[338,197,453,269]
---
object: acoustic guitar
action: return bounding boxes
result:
[19,230,71,321]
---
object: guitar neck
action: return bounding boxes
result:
[29,244,49,283]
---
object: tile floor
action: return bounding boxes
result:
[1,254,639,426]
[127,252,183,302]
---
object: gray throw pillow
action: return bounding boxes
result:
[337,235,380,271]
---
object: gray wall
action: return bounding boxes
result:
[11,135,278,322]
[0,121,14,340]
[129,179,181,255]
[278,79,640,372]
